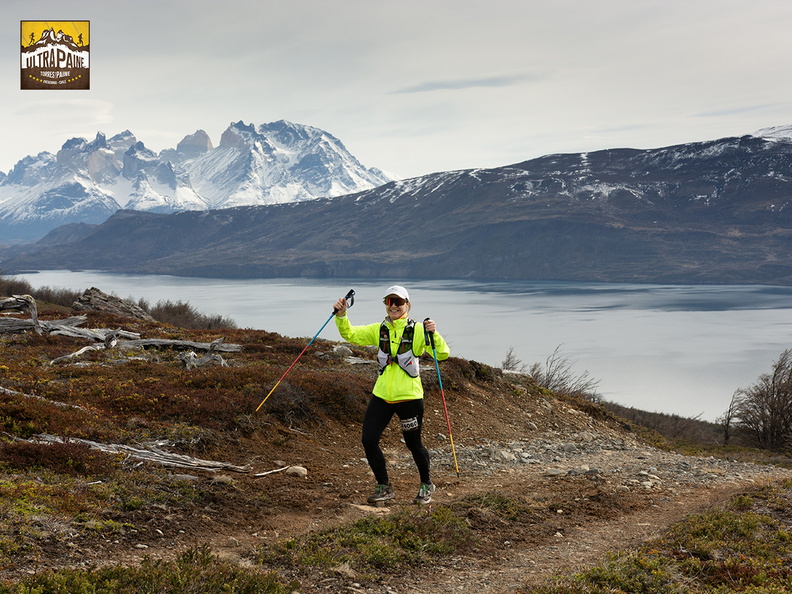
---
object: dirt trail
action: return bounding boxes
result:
[395,482,748,593]
[195,440,791,594]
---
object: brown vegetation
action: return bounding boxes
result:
[2,282,792,592]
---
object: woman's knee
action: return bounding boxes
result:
[402,429,424,451]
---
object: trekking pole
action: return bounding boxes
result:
[423,318,460,477]
[255,289,355,412]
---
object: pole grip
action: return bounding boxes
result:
[423,317,436,350]
[333,288,355,314]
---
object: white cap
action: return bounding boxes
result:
[384,285,410,301]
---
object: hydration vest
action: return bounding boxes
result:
[377,318,420,378]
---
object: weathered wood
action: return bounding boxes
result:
[49,325,140,341]
[50,344,107,365]
[178,337,230,368]
[29,433,251,473]
[0,386,88,412]
[1,294,34,313]
[179,351,227,369]
[1,313,239,353]
[116,338,241,352]
[253,465,290,477]
[0,315,87,335]
[1,307,241,363]
[0,318,37,333]
[0,295,40,334]
[50,335,240,365]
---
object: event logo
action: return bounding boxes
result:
[21,21,90,90]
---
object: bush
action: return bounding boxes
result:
[0,274,81,308]
[729,349,792,451]
[145,299,237,330]
[530,345,600,401]
[0,275,34,298]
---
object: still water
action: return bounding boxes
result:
[13,270,792,422]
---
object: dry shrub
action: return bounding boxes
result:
[262,372,370,426]
[529,345,601,401]
[144,299,237,330]
[0,439,116,476]
[432,357,501,391]
[0,274,82,308]
[289,369,371,419]
[0,393,102,440]
[0,274,35,298]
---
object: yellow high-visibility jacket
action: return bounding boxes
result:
[335,314,450,402]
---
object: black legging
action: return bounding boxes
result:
[361,394,430,485]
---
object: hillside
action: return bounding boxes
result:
[5,133,792,285]
[1,295,791,592]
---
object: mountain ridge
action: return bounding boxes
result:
[4,131,792,285]
[0,120,393,242]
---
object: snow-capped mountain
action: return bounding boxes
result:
[0,120,394,242]
[754,125,792,141]
[6,129,792,285]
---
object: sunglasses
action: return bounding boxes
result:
[383,296,407,306]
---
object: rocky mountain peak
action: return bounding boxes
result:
[175,130,213,159]
[5,152,58,186]
[122,141,159,179]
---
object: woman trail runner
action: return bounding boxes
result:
[333,285,450,505]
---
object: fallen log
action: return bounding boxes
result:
[49,325,139,342]
[29,433,251,473]
[51,335,241,365]
[0,315,88,335]
[116,338,241,352]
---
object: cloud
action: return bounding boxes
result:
[695,103,780,118]
[14,99,115,132]
[391,73,543,94]
[3,99,116,164]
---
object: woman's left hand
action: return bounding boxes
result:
[423,319,437,333]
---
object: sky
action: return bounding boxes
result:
[3,0,792,180]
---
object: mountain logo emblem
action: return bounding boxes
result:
[21,21,90,90]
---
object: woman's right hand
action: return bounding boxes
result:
[333,297,348,316]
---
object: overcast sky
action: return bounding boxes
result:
[3,0,792,180]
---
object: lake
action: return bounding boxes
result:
[11,270,792,423]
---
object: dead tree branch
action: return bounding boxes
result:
[179,338,229,369]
